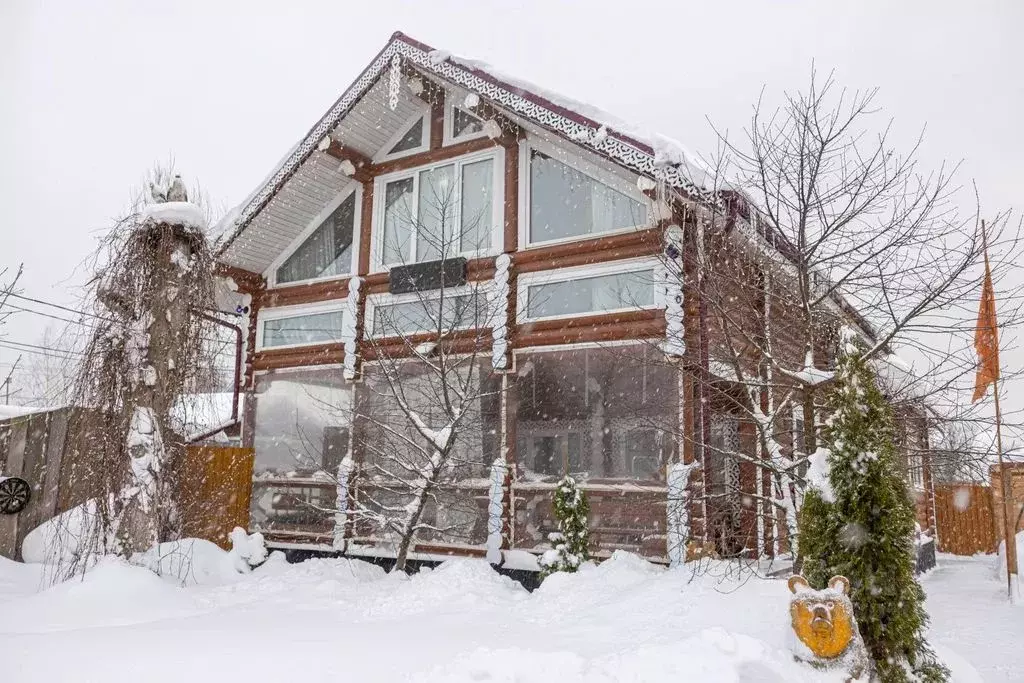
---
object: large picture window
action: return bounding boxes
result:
[514,345,677,482]
[275,192,357,285]
[377,152,499,268]
[259,307,344,350]
[252,367,351,476]
[355,358,502,545]
[528,148,647,244]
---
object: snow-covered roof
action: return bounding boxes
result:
[215,32,719,260]
[0,404,56,421]
[0,394,235,439]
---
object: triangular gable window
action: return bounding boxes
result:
[276,192,357,284]
[388,116,426,155]
[451,106,484,139]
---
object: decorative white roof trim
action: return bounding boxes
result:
[218,33,714,256]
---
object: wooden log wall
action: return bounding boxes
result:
[219,75,937,562]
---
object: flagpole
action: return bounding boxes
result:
[981,219,1018,600]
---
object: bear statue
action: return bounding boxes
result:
[788,574,869,681]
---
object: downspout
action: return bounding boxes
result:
[186,310,243,444]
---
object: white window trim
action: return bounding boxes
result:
[256,300,346,352]
[443,98,488,146]
[519,136,652,250]
[265,185,362,289]
[370,147,505,272]
[366,281,497,338]
[374,107,430,163]
[516,256,661,324]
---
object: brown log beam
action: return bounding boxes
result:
[213,263,266,293]
[514,227,662,273]
[253,342,343,371]
[322,141,374,183]
[261,278,350,309]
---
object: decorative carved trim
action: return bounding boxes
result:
[219,33,712,255]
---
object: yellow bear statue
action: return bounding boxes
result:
[788,574,869,681]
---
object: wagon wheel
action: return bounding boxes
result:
[0,477,31,514]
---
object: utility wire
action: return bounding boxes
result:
[0,339,85,357]
[5,291,110,321]
[4,299,241,347]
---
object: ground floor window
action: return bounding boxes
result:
[252,366,351,476]
[357,357,501,481]
[353,357,501,545]
[513,344,677,482]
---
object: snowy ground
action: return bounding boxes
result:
[0,550,1013,682]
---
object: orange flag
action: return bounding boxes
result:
[973,263,1000,402]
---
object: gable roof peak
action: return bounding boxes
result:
[215,31,718,255]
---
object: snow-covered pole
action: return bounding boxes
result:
[332,456,355,552]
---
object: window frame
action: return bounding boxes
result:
[516,257,661,324]
[374,108,431,163]
[256,300,347,352]
[522,427,586,477]
[443,98,488,146]
[370,147,505,271]
[265,184,362,289]
[519,137,652,249]
[365,281,496,339]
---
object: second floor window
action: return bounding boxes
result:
[275,192,357,285]
[523,267,656,321]
[370,287,489,337]
[529,149,647,244]
[261,309,344,349]
[378,154,498,268]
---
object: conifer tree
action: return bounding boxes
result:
[799,345,948,683]
[539,476,590,578]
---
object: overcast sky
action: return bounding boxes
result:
[1,0,1022,418]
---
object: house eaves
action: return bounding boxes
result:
[215,31,717,257]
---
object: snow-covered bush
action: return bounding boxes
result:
[132,527,267,586]
[539,476,590,578]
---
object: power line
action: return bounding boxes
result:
[5,303,87,327]
[0,339,84,358]
[4,299,240,347]
[5,292,109,321]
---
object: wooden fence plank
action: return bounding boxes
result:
[0,419,29,559]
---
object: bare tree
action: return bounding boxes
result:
[659,70,1023,561]
[45,167,219,579]
[340,166,506,571]
[0,265,24,402]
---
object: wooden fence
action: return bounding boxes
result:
[179,446,255,549]
[0,408,78,560]
[0,404,252,559]
[934,484,997,555]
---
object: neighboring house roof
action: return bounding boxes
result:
[214,31,718,261]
